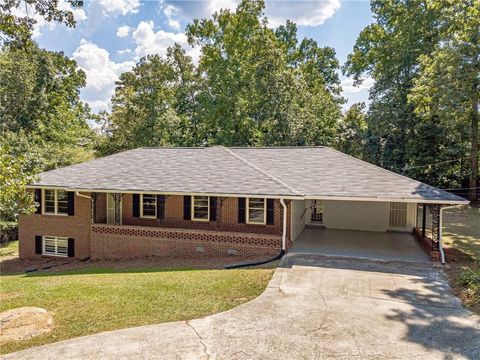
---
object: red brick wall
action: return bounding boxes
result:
[19,191,292,260]
[91,224,281,259]
[122,195,284,236]
[19,192,92,259]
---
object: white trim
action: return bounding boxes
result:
[42,236,68,257]
[140,194,157,219]
[191,195,210,222]
[246,197,267,225]
[42,189,69,216]
[27,185,468,204]
[304,195,468,205]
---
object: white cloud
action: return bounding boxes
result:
[131,20,193,59]
[158,1,182,30]
[341,77,375,94]
[159,0,340,28]
[73,40,135,112]
[97,0,140,17]
[266,0,341,27]
[116,25,131,38]
[117,48,132,55]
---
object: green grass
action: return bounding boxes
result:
[0,267,273,354]
[0,240,18,259]
[442,206,480,259]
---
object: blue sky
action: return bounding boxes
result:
[29,0,374,112]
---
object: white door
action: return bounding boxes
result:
[106,194,122,225]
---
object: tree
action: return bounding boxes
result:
[0,132,39,221]
[0,43,94,169]
[0,44,95,221]
[344,0,477,198]
[100,45,198,154]
[185,0,341,146]
[336,103,367,159]
[408,0,479,201]
[0,0,83,49]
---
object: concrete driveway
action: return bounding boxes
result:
[3,255,479,360]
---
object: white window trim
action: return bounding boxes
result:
[246,198,267,225]
[42,189,68,216]
[191,195,210,222]
[140,194,157,219]
[42,236,68,257]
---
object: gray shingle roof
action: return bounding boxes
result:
[31,146,467,203]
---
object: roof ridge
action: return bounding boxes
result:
[218,146,303,196]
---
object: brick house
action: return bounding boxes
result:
[19,146,468,263]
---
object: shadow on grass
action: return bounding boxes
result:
[383,277,480,360]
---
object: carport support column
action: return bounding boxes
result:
[422,204,427,239]
[113,193,123,225]
[429,204,441,251]
[91,193,98,224]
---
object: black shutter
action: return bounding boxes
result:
[266,199,274,225]
[238,198,246,224]
[183,196,191,220]
[34,189,42,214]
[67,191,75,216]
[132,194,140,217]
[157,195,165,219]
[35,236,42,254]
[68,238,75,257]
[210,197,217,221]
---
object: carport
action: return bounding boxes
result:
[290,227,431,263]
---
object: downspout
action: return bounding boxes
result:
[439,205,462,264]
[225,198,287,269]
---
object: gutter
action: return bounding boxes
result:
[75,191,91,199]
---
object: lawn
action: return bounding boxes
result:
[0,240,18,259]
[438,205,480,313]
[442,206,480,259]
[0,267,273,354]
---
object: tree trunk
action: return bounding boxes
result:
[470,79,479,202]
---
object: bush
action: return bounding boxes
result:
[458,262,480,307]
[0,221,18,244]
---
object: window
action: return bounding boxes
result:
[247,198,266,224]
[390,202,407,228]
[310,200,324,223]
[43,236,68,257]
[43,189,68,215]
[141,194,157,218]
[192,196,209,221]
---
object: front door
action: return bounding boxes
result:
[106,194,122,225]
[309,200,324,224]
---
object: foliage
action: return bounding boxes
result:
[344,0,478,197]
[101,0,342,151]
[0,0,83,49]
[0,138,37,222]
[0,44,95,220]
[336,103,367,159]
[0,238,18,256]
[0,267,273,354]
[457,262,480,309]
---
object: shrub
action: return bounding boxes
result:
[0,221,18,244]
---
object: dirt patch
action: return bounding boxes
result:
[444,259,480,315]
[0,307,54,345]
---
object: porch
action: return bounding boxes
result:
[290,228,431,263]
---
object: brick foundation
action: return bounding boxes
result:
[91,224,281,259]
